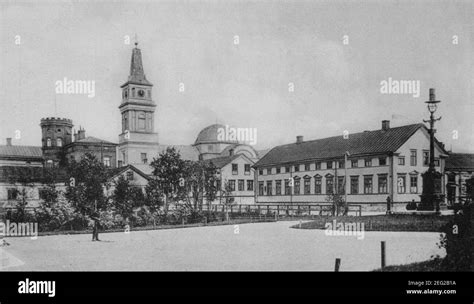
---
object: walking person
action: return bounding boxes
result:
[91,210,100,241]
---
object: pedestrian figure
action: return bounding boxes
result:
[91,211,100,241]
[386,196,392,214]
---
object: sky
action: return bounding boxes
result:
[0,0,473,152]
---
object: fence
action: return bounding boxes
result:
[201,203,362,217]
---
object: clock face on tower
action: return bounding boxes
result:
[138,89,145,98]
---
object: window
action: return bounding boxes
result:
[258,181,264,195]
[379,157,386,166]
[285,166,291,173]
[397,175,406,193]
[118,160,123,167]
[398,157,405,166]
[434,158,440,166]
[238,179,244,191]
[410,150,417,166]
[351,159,358,168]
[57,138,63,147]
[232,164,238,175]
[326,176,334,194]
[131,87,136,97]
[314,177,322,194]
[338,160,344,169]
[294,178,300,195]
[126,171,134,181]
[122,152,126,165]
[337,176,345,194]
[350,176,359,194]
[305,163,310,171]
[259,169,263,175]
[315,162,321,170]
[247,180,253,191]
[244,164,251,175]
[138,113,146,130]
[294,165,300,172]
[7,188,18,200]
[364,176,373,194]
[141,153,147,164]
[275,180,282,195]
[267,168,272,175]
[46,138,52,147]
[423,151,429,166]
[304,178,311,194]
[266,181,272,195]
[410,175,418,193]
[229,180,236,191]
[326,161,333,169]
[103,157,111,167]
[378,175,388,193]
[46,160,54,168]
[276,167,281,174]
[284,179,291,195]
[364,159,372,167]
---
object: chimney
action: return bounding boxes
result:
[6,138,12,146]
[78,128,86,140]
[382,120,390,131]
[296,135,304,144]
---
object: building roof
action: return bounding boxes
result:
[202,154,242,169]
[108,164,151,181]
[121,45,152,87]
[255,123,438,167]
[73,136,117,145]
[445,153,474,171]
[0,145,43,160]
[194,124,239,145]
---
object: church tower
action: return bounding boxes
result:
[118,42,159,166]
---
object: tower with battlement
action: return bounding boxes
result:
[40,117,73,166]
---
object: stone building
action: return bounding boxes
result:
[254,120,448,212]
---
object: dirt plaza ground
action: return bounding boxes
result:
[0,221,444,271]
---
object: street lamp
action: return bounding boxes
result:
[419,88,443,212]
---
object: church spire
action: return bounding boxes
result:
[124,40,152,86]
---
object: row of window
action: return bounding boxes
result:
[231,164,252,175]
[226,179,254,192]
[45,138,63,147]
[257,174,419,196]
[258,152,440,176]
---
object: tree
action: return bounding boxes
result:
[112,175,145,224]
[182,160,219,211]
[221,180,234,221]
[65,153,111,234]
[149,147,187,214]
[326,192,346,216]
[144,177,165,214]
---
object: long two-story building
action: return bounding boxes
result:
[253,120,448,212]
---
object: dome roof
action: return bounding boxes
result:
[194,124,239,145]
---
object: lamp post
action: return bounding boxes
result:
[419,88,443,212]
